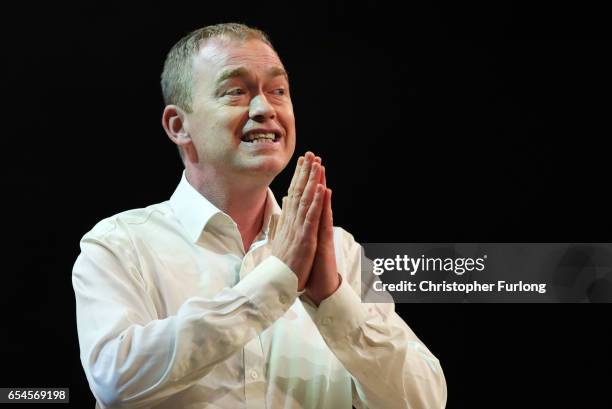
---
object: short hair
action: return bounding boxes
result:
[161,23,275,114]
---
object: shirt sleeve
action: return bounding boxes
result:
[73,222,299,409]
[299,228,447,409]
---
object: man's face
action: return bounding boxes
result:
[184,37,295,181]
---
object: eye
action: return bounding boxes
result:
[272,88,287,96]
[225,88,245,96]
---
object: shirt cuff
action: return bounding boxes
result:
[233,256,301,324]
[309,274,369,342]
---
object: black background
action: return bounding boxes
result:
[2,1,610,407]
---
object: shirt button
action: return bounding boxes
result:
[250,370,258,380]
[322,317,332,325]
[279,294,288,304]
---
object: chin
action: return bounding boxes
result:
[241,155,287,179]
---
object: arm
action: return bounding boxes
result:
[73,235,297,409]
[300,161,447,408]
[74,153,326,408]
[303,229,447,409]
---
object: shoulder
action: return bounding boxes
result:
[332,226,366,290]
[75,202,175,280]
[333,225,360,249]
[332,225,363,263]
[80,201,173,247]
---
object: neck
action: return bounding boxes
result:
[185,166,270,252]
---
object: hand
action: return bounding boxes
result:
[271,152,326,291]
[305,163,341,306]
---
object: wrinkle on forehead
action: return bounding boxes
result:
[194,37,284,78]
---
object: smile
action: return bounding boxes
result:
[240,132,281,143]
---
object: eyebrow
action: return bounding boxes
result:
[214,66,289,87]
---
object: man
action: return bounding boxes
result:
[73,23,447,409]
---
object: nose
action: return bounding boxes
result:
[248,94,275,122]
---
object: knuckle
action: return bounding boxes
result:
[302,220,314,232]
[300,234,316,247]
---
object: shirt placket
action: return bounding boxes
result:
[240,250,268,409]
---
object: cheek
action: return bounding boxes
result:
[200,112,244,145]
[279,108,296,134]
[217,108,248,135]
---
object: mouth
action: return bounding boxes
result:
[240,131,282,144]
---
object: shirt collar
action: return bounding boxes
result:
[169,171,281,243]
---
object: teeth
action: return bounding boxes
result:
[243,132,276,142]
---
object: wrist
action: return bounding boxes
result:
[308,273,342,306]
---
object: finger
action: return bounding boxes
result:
[317,188,330,239]
[297,162,321,224]
[320,166,326,187]
[303,184,325,239]
[287,156,304,197]
[324,188,333,231]
[290,152,314,207]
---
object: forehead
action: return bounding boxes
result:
[193,37,285,82]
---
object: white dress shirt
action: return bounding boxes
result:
[72,172,447,409]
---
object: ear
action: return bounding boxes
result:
[161,105,198,163]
